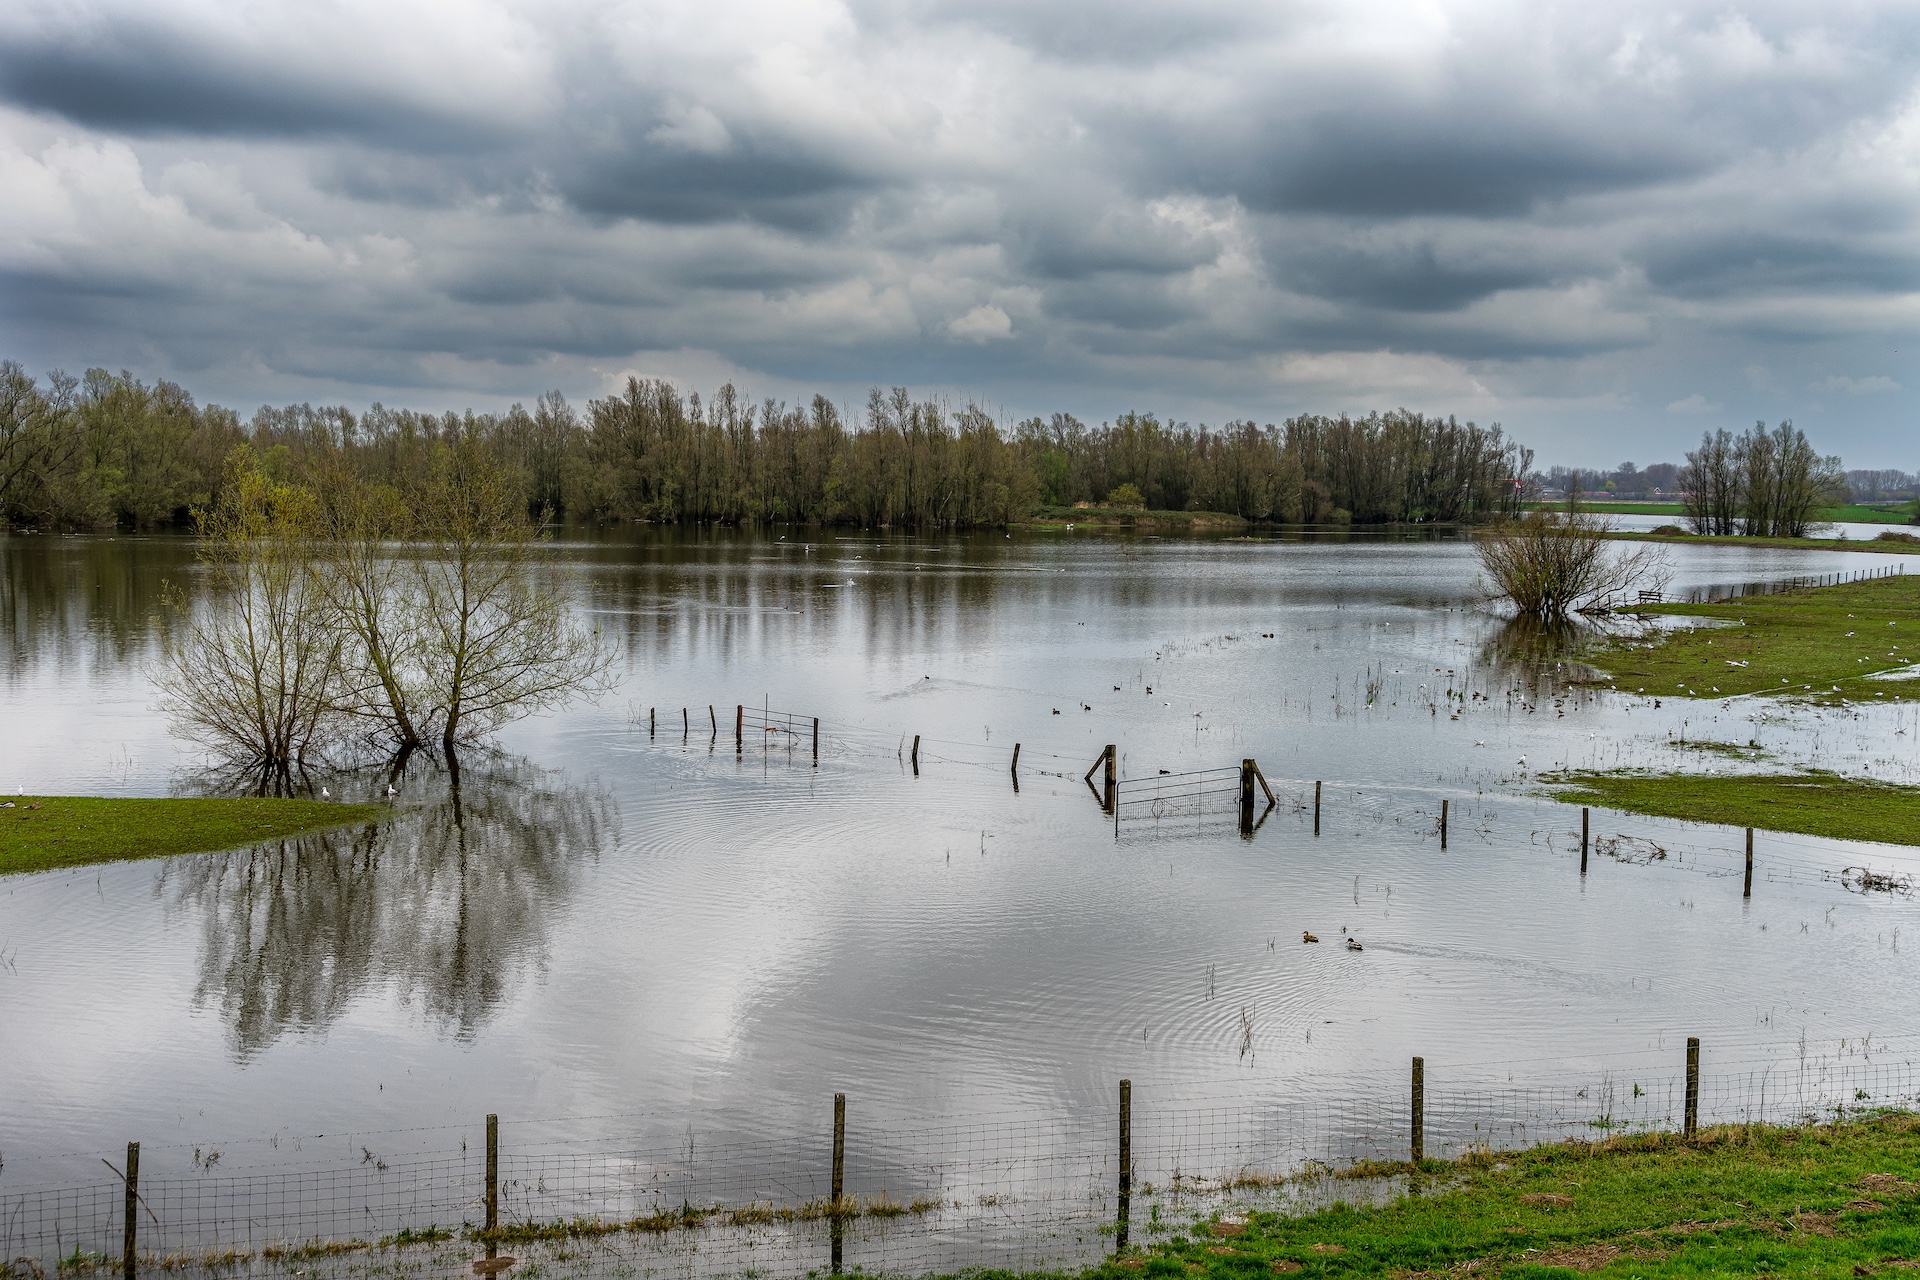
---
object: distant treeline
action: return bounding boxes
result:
[0,362,1531,531]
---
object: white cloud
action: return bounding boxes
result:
[1665,393,1721,414]
[947,304,1013,342]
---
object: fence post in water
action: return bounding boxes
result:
[1117,1078,1132,1253]
[1239,759,1256,838]
[122,1141,138,1280]
[1581,808,1589,873]
[911,734,920,774]
[812,717,820,766]
[1411,1058,1425,1165]
[709,705,717,737]
[736,704,744,752]
[1744,829,1754,898]
[1314,781,1322,836]
[831,1092,847,1273]
[650,706,655,738]
[1104,746,1116,813]
[1684,1039,1700,1137]
[485,1113,499,1252]
[1011,743,1021,776]
[1440,800,1449,849]
[683,707,689,739]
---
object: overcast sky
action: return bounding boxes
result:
[1,0,1915,466]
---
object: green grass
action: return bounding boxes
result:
[1529,500,1917,524]
[1542,770,1920,847]
[0,796,384,876]
[1585,574,1920,702]
[1084,1116,1920,1279]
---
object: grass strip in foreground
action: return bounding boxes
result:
[1089,1116,1920,1279]
[1586,574,1920,701]
[1542,770,1920,847]
[0,796,384,876]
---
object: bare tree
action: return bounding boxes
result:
[405,438,616,749]
[306,456,433,750]
[156,449,343,772]
[1680,428,1738,535]
[1475,507,1669,617]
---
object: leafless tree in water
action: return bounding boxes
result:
[1474,506,1668,618]
[155,448,342,773]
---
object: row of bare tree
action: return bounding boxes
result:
[158,443,614,773]
[1680,421,1845,537]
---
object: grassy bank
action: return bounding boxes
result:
[1542,770,1920,847]
[1604,529,1920,554]
[0,796,384,876]
[1530,500,1917,524]
[1018,506,1250,530]
[1087,1115,1920,1279]
[1585,574,1920,701]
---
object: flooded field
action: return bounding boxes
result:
[3,527,1919,1274]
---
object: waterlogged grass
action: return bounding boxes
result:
[1587,574,1920,702]
[1083,1116,1920,1279]
[1543,771,1920,847]
[0,796,384,877]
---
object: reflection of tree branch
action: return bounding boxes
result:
[166,752,615,1059]
[1477,614,1634,697]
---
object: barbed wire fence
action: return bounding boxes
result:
[11,1040,1920,1280]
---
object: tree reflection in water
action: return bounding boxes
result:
[1476,612,1624,700]
[161,750,615,1059]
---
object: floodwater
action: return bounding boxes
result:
[3,528,1920,1238]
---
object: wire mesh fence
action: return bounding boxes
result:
[12,1045,1920,1280]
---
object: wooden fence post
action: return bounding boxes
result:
[123,1141,139,1280]
[1581,807,1589,873]
[1744,828,1754,899]
[485,1113,499,1254]
[1411,1058,1425,1165]
[649,707,655,738]
[831,1091,847,1273]
[812,717,820,765]
[1684,1039,1700,1137]
[911,734,920,773]
[1314,781,1322,836]
[736,704,744,752]
[1117,1079,1132,1253]
[1440,800,1449,849]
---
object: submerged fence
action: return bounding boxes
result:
[11,1040,1920,1280]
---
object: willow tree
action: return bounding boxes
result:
[156,448,342,773]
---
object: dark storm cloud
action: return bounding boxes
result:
[1,0,1917,460]
[0,26,502,151]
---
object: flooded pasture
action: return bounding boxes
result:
[3,528,1919,1275]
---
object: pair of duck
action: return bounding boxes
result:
[1301,931,1362,951]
